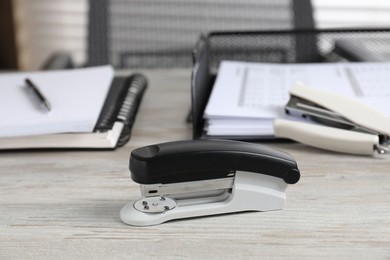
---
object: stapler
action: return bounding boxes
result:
[274,82,390,155]
[120,139,300,226]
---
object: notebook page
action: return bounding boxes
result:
[0,66,114,137]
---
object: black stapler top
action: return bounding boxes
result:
[129,139,300,185]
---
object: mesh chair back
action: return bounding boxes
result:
[88,0,314,68]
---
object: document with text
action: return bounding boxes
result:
[204,61,390,137]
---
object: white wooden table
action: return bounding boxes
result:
[1,69,389,259]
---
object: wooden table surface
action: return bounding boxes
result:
[1,69,389,259]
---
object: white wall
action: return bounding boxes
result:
[13,0,88,70]
[313,0,390,28]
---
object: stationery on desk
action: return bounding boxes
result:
[120,139,300,226]
[0,66,147,150]
[333,38,390,62]
[25,78,52,112]
[203,61,390,155]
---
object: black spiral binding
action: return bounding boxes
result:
[95,73,148,147]
[116,74,147,146]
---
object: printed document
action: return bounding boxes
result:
[204,61,390,136]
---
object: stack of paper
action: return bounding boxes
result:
[0,66,132,150]
[204,61,390,138]
[0,66,114,138]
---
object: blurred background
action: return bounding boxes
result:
[1,0,390,71]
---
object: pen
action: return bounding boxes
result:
[25,78,51,112]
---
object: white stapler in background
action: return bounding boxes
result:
[120,140,300,226]
[274,82,390,156]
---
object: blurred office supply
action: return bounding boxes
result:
[25,78,52,112]
[333,37,390,62]
[275,82,390,155]
[191,29,390,139]
[0,66,147,149]
[202,60,390,139]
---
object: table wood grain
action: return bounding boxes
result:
[1,69,389,259]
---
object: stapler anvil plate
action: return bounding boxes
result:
[120,140,300,226]
[274,82,390,155]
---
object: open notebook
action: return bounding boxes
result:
[0,66,147,150]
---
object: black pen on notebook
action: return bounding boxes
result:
[25,78,51,112]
